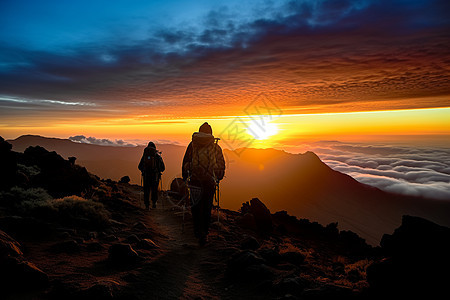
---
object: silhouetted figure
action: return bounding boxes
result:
[138,142,165,210]
[182,122,225,245]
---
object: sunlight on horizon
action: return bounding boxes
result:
[246,120,279,140]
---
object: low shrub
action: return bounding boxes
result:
[35,196,111,228]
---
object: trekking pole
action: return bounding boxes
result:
[140,174,143,209]
[159,175,164,209]
[216,181,220,223]
[214,137,221,223]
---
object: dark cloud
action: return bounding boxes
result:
[304,141,450,200]
[0,0,449,119]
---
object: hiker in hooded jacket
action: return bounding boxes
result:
[138,142,165,210]
[182,122,225,245]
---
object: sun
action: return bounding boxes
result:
[246,120,279,140]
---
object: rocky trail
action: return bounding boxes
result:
[122,194,229,299]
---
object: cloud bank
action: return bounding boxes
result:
[304,141,450,200]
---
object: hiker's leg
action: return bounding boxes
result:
[143,181,150,209]
[190,180,202,238]
[191,199,202,238]
[151,180,158,206]
[202,181,215,236]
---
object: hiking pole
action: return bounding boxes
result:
[216,181,220,223]
[140,174,143,209]
[160,175,164,209]
[214,137,221,223]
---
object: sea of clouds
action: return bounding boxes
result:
[304,141,450,200]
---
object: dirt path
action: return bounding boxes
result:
[123,194,231,300]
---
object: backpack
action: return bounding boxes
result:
[142,148,161,174]
[191,132,217,179]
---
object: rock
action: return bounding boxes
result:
[381,215,450,257]
[236,213,257,231]
[109,219,126,228]
[132,221,148,230]
[103,235,119,242]
[0,229,23,258]
[249,198,273,232]
[301,284,353,299]
[227,250,265,275]
[50,240,80,253]
[281,251,305,266]
[258,248,281,265]
[85,242,104,252]
[218,247,240,257]
[136,238,159,250]
[0,216,53,238]
[339,230,370,255]
[367,215,450,297]
[108,243,140,264]
[245,264,275,280]
[82,280,121,299]
[0,256,49,290]
[347,269,362,282]
[275,277,307,296]
[126,234,141,244]
[240,235,260,250]
[57,232,71,239]
[332,262,345,274]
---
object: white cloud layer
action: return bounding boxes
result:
[304,142,450,200]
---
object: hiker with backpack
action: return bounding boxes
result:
[182,122,225,246]
[138,142,165,210]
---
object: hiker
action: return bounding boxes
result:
[138,142,165,210]
[182,122,225,245]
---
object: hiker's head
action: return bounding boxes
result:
[199,122,212,135]
[147,142,156,149]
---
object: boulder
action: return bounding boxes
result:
[82,280,121,299]
[0,229,22,258]
[236,213,257,231]
[136,238,159,250]
[108,243,140,264]
[249,198,273,232]
[227,250,265,272]
[275,277,308,296]
[245,263,275,280]
[50,240,80,253]
[132,221,148,230]
[240,235,260,250]
[0,256,49,290]
[258,248,281,265]
[301,284,353,299]
[85,242,104,252]
[281,251,305,266]
[367,215,450,297]
[126,234,141,244]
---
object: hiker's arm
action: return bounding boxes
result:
[159,155,165,172]
[182,142,192,180]
[215,145,225,181]
[138,154,145,172]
